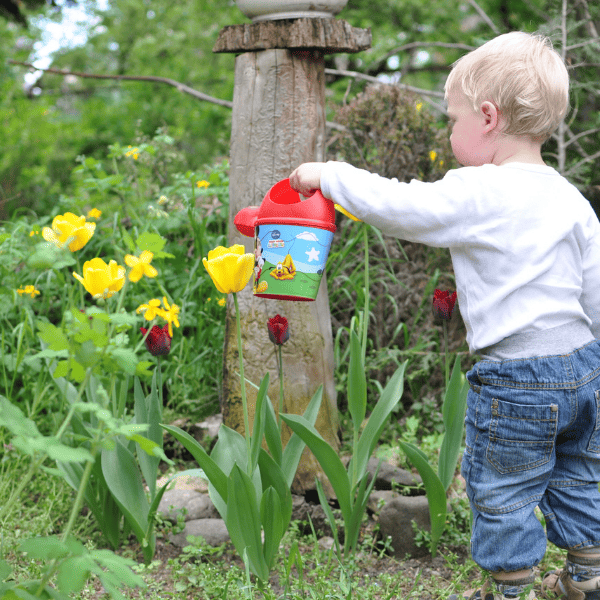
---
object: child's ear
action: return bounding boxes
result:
[480,101,499,132]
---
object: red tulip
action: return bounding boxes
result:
[432,289,457,322]
[140,324,171,356]
[267,315,289,345]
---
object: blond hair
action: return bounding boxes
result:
[444,32,569,141]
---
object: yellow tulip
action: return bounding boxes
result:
[202,244,254,294]
[73,258,126,300]
[42,212,96,252]
[125,250,158,282]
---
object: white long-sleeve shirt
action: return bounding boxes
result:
[320,161,600,354]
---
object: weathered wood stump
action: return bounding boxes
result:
[214,18,371,494]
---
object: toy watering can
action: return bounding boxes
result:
[234,178,336,301]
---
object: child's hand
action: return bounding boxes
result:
[289,163,324,197]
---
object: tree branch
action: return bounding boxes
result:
[325,68,448,114]
[375,41,476,69]
[325,67,445,99]
[564,149,600,178]
[563,127,600,149]
[8,60,234,109]
[467,0,501,34]
[566,36,600,51]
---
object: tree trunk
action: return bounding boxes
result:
[224,48,338,494]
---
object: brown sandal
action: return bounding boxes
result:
[447,579,537,599]
[540,570,600,599]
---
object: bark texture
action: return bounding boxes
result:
[213,17,371,54]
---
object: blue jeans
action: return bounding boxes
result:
[462,340,600,573]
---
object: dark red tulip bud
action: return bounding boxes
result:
[140,324,171,356]
[267,315,289,345]
[432,289,457,322]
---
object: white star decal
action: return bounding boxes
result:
[305,247,320,262]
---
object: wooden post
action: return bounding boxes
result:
[214,18,370,494]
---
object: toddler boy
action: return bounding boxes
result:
[290,32,600,600]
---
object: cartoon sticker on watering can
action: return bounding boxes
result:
[234,178,336,301]
[253,224,334,300]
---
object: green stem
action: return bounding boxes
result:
[233,293,252,474]
[278,344,284,427]
[443,320,449,392]
[361,223,369,359]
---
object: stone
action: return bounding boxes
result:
[157,489,219,524]
[318,536,335,551]
[366,457,423,491]
[290,494,334,537]
[378,495,432,559]
[168,519,230,548]
[367,490,399,514]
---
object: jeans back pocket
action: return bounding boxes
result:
[587,390,600,454]
[487,398,558,474]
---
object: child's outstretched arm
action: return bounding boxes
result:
[289,162,324,197]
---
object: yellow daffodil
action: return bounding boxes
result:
[429,150,437,162]
[136,298,164,321]
[161,296,180,337]
[87,208,102,219]
[73,258,125,300]
[124,250,158,282]
[42,212,96,252]
[203,244,254,294]
[17,285,40,298]
[196,180,210,188]
[334,204,361,222]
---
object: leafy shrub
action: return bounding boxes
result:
[327,84,456,182]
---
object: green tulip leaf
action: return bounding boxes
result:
[347,329,367,431]
[160,424,228,501]
[280,413,352,521]
[438,356,469,491]
[258,449,292,531]
[101,440,149,541]
[351,361,406,483]
[398,441,447,557]
[226,465,269,582]
[281,385,323,488]
[260,487,283,570]
[250,373,270,473]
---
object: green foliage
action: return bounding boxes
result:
[0,535,145,600]
[398,355,468,557]
[161,375,324,583]
[282,325,408,559]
